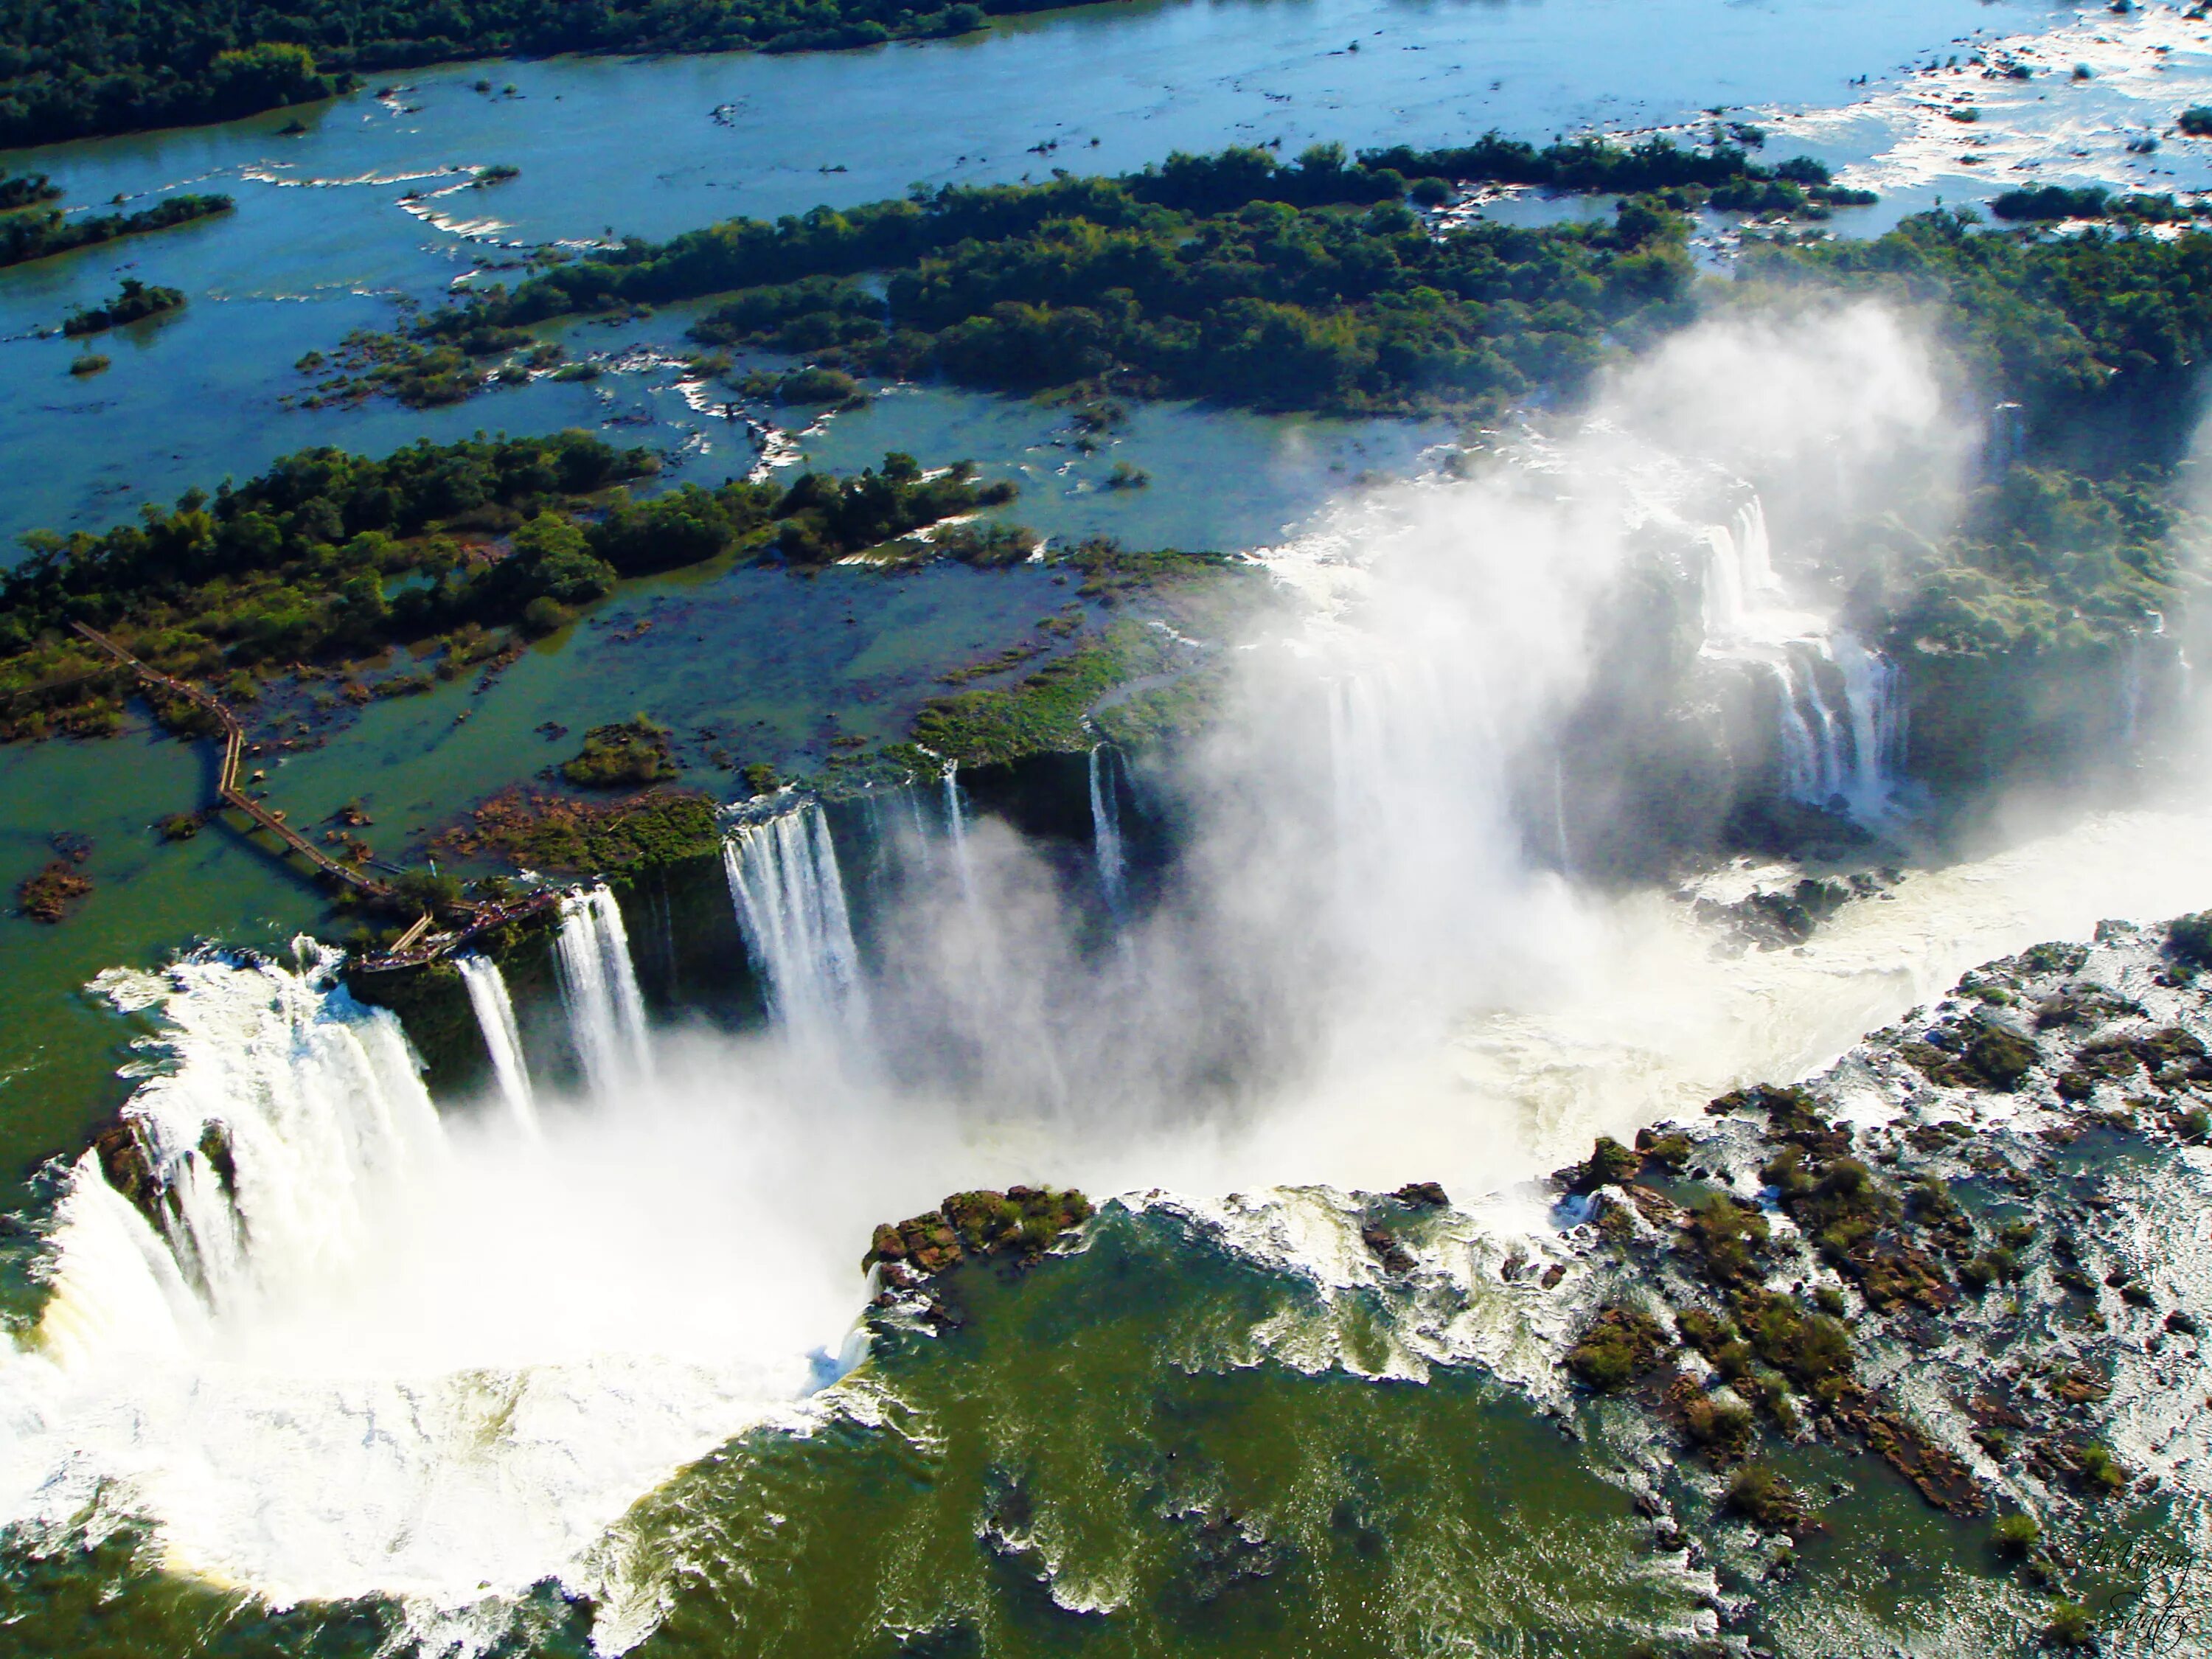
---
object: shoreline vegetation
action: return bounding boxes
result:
[0,1,1118,150]
[0,190,231,271]
[0,425,1231,912]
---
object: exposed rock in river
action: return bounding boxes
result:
[1551,911,2212,1543]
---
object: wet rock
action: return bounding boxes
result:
[1360,1225,1416,1276]
[862,1186,1093,1277]
[1557,1135,1642,1194]
[88,1119,161,1228]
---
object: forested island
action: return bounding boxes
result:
[0,191,232,270]
[0,430,1027,744]
[63,277,184,336]
[0,0,1110,148]
[327,136,1864,420]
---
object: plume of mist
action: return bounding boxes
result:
[854,299,1969,1164]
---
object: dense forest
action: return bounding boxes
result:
[344,138,1860,420]
[0,0,1090,147]
[0,431,1014,740]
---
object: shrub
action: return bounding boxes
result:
[1992,1512,2039,1555]
[2181,106,2212,136]
[1725,1462,1806,1531]
[1566,1306,1667,1392]
[2168,911,2212,967]
[2046,1602,2093,1648]
[562,720,672,790]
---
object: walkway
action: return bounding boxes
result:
[69,623,565,971]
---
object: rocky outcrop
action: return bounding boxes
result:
[864,1186,1094,1285]
[1551,916,2212,1536]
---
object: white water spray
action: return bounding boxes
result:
[456,953,539,1135]
[554,886,651,1096]
[722,802,869,1047]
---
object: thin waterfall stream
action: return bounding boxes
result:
[554,886,652,1096]
[1700,496,1903,822]
[457,954,540,1136]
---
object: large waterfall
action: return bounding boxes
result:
[554,886,653,1096]
[1701,495,1902,822]
[1088,745,1127,914]
[55,947,448,1334]
[0,945,852,1617]
[456,953,539,1135]
[722,801,869,1046]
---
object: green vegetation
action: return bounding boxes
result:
[911,613,1179,766]
[0,1,1067,147]
[1565,1305,1669,1392]
[2046,1602,2094,1648]
[15,858,92,922]
[0,436,1014,742]
[430,787,720,874]
[1988,184,2202,223]
[0,172,60,209]
[1747,209,2212,465]
[0,191,230,270]
[62,277,185,336]
[1724,1462,1809,1532]
[865,1186,1096,1276]
[349,136,1855,422]
[67,352,108,376]
[2168,911,2212,969]
[560,719,673,789]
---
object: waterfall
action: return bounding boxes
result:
[1088,744,1127,914]
[554,886,652,1096]
[723,802,868,1044]
[1551,754,1573,880]
[1833,630,1902,810]
[1698,498,1781,641]
[1768,635,1899,818]
[63,947,446,1327]
[943,765,976,902]
[456,954,538,1135]
[1698,495,1902,825]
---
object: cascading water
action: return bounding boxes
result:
[1088,744,1127,914]
[723,801,869,1046]
[456,953,539,1135]
[1700,495,1902,823]
[55,947,448,1331]
[554,886,652,1096]
[1697,497,1783,640]
[942,764,977,902]
[0,944,858,1621]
